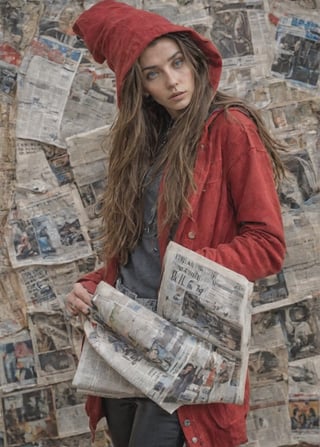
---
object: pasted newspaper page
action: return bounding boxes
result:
[73,242,253,413]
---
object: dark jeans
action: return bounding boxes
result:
[102,397,185,447]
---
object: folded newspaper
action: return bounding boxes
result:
[72,242,253,413]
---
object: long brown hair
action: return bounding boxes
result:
[101,32,286,264]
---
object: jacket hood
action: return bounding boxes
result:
[73,0,222,104]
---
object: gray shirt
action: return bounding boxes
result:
[117,168,162,311]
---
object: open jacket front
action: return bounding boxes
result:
[78,109,285,447]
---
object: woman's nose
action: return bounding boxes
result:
[165,70,178,89]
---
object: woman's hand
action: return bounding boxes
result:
[66,282,92,316]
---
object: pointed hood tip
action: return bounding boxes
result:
[73,0,222,104]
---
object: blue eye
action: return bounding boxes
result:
[173,58,183,68]
[146,71,158,81]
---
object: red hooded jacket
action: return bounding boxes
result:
[73,2,286,446]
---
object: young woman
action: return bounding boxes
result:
[67,1,286,446]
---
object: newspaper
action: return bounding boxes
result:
[0,61,17,97]
[6,184,92,268]
[66,126,110,220]
[247,381,292,447]
[271,16,320,90]
[246,402,292,447]
[251,195,320,314]
[73,241,253,413]
[0,271,26,338]
[0,162,15,214]
[53,380,89,437]
[288,355,320,395]
[269,0,320,22]
[16,36,82,147]
[0,216,12,275]
[74,338,143,399]
[0,1,42,51]
[2,386,58,445]
[60,64,116,142]
[210,1,274,95]
[248,345,288,386]
[278,296,320,362]
[17,255,98,312]
[289,395,320,444]
[28,310,76,385]
[0,100,16,163]
[250,311,286,349]
[16,139,60,193]
[0,329,37,393]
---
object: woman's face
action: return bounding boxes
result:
[139,37,195,119]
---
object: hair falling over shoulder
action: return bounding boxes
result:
[100,33,287,265]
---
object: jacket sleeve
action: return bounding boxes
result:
[77,267,106,294]
[196,111,286,282]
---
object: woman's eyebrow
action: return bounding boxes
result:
[141,51,182,71]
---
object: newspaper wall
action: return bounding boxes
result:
[0,0,319,446]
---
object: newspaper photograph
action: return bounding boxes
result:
[74,242,253,413]
[2,387,58,446]
[29,311,76,384]
[279,297,320,362]
[43,144,74,186]
[1,0,42,50]
[53,380,89,437]
[271,16,320,89]
[0,62,17,97]
[6,184,92,268]
[289,396,320,443]
[0,330,37,393]
[250,310,286,349]
[251,272,289,313]
[209,2,271,77]
[251,197,320,313]
[288,355,320,395]
[248,346,288,386]
[39,1,83,48]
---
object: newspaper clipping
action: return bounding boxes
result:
[73,242,253,413]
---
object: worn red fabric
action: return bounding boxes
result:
[72,0,222,104]
[78,109,286,446]
[72,2,286,445]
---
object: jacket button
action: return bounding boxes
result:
[184,419,191,426]
[188,231,196,240]
[191,437,198,443]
